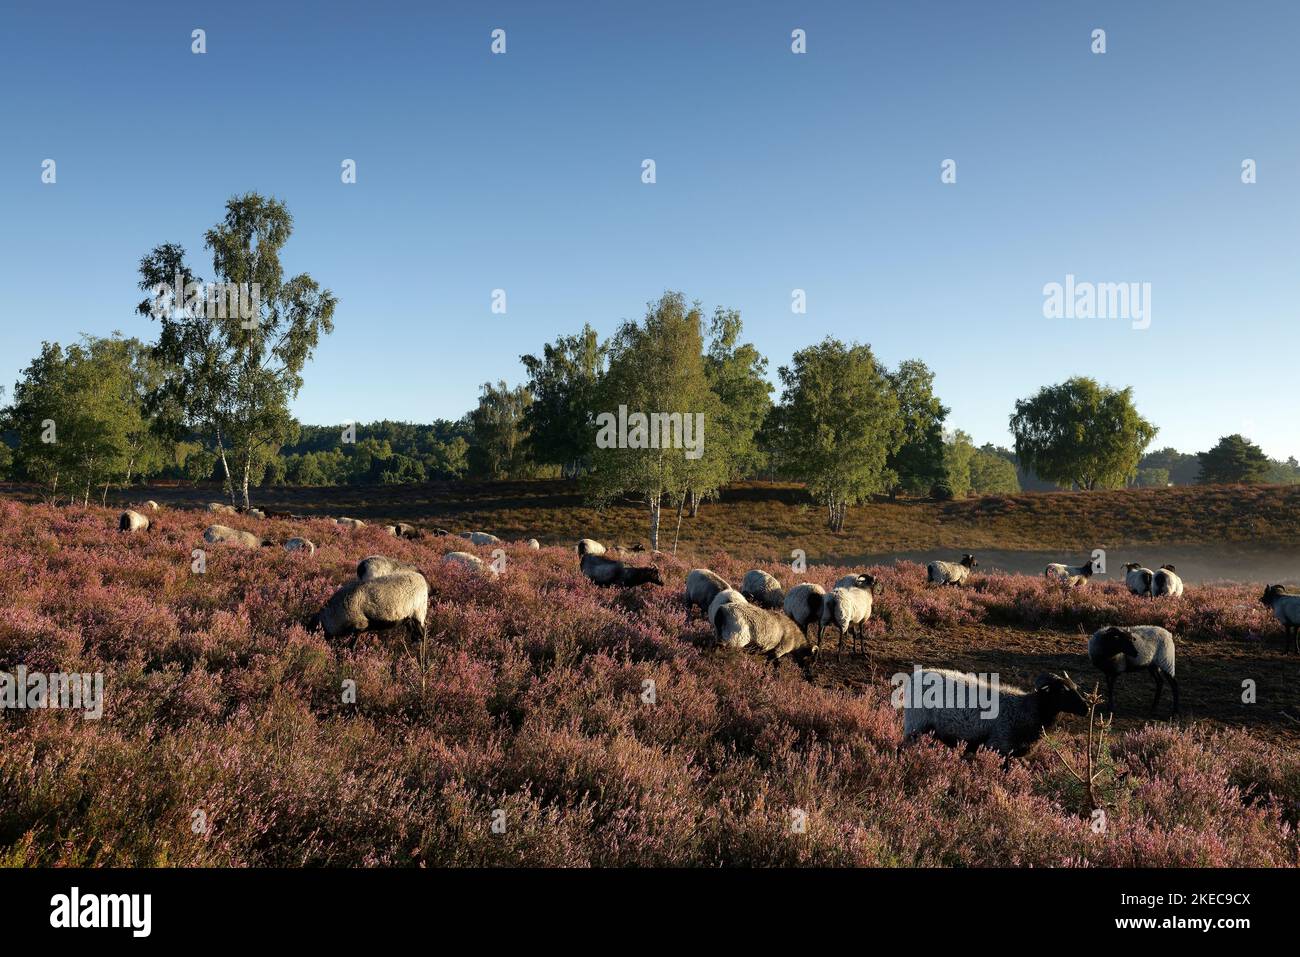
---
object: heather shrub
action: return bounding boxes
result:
[0,501,1295,867]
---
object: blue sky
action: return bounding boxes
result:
[2,1,1297,456]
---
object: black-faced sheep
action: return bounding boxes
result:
[394,523,420,540]
[707,588,747,634]
[1087,625,1178,716]
[311,571,429,643]
[119,510,150,533]
[740,569,785,609]
[1260,584,1300,654]
[357,555,421,581]
[685,569,730,618]
[783,582,825,638]
[1123,562,1153,596]
[284,537,316,554]
[578,547,663,588]
[820,573,879,655]
[714,601,818,678]
[1045,558,1095,588]
[1152,565,1183,598]
[203,524,271,549]
[927,554,977,586]
[900,669,1087,757]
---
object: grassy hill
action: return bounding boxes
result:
[15,479,1300,564]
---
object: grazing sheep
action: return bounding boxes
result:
[740,569,785,609]
[820,574,879,655]
[579,550,663,588]
[901,669,1088,758]
[685,569,731,618]
[462,531,501,546]
[1123,562,1153,596]
[1260,584,1300,654]
[431,527,451,537]
[207,502,237,515]
[1152,564,1184,598]
[927,554,978,587]
[526,538,540,550]
[384,525,398,537]
[118,510,150,533]
[245,508,266,520]
[707,588,747,634]
[1045,558,1095,588]
[782,582,826,638]
[1088,625,1179,716]
[143,500,159,512]
[203,525,270,549]
[265,509,295,519]
[311,571,428,643]
[283,537,316,555]
[336,517,366,529]
[576,538,606,557]
[357,555,421,581]
[394,523,420,540]
[443,551,487,571]
[714,601,818,677]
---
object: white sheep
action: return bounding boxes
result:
[576,538,606,557]
[707,588,747,634]
[927,554,977,586]
[1123,562,1153,596]
[1260,584,1300,654]
[203,524,269,549]
[118,510,150,533]
[143,500,159,512]
[713,601,818,677]
[357,555,420,581]
[207,502,237,515]
[899,669,1087,757]
[526,538,541,550]
[312,571,428,643]
[685,569,731,618]
[336,517,366,530]
[819,574,879,655]
[1044,558,1095,588]
[383,525,398,537]
[283,537,316,555]
[1152,565,1184,598]
[740,569,785,609]
[1088,625,1179,715]
[782,582,826,638]
[462,531,501,545]
[443,551,488,572]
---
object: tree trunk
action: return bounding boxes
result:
[688,488,699,518]
[648,494,661,552]
[672,495,686,555]
[240,450,253,510]
[216,434,234,505]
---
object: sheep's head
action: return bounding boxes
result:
[1035,671,1089,718]
[1261,584,1287,605]
[1161,564,1176,572]
[961,554,978,568]
[1123,562,1142,572]
[646,565,664,586]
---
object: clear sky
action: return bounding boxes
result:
[2,1,1297,456]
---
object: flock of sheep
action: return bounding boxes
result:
[115,501,1300,761]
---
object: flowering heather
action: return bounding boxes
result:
[0,500,1297,867]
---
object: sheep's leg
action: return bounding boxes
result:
[1165,672,1180,716]
[1149,665,1164,714]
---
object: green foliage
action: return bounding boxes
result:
[941,429,975,498]
[520,325,606,478]
[970,445,1021,494]
[0,336,158,503]
[140,193,336,507]
[769,338,902,531]
[586,292,721,549]
[887,359,948,496]
[1196,434,1271,485]
[703,307,773,484]
[1139,447,1199,485]
[1010,377,1157,490]
[1133,467,1170,487]
[467,381,534,479]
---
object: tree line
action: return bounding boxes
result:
[0,195,1294,543]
